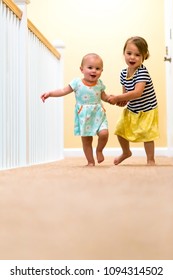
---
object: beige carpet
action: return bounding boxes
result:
[0,156,173,260]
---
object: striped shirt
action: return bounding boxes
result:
[120,64,158,113]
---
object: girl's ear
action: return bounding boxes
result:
[80,66,83,72]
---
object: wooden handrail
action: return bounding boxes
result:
[2,0,61,59]
[2,0,22,19]
[27,19,61,59]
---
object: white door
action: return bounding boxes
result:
[164,0,173,155]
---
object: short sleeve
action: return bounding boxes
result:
[69,78,80,91]
[98,79,106,91]
[120,71,124,85]
[135,67,150,83]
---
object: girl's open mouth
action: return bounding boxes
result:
[129,61,136,65]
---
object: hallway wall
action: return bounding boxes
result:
[27,0,166,149]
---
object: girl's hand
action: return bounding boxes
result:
[107,95,117,105]
[40,93,50,102]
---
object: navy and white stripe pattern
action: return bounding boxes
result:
[120,64,158,113]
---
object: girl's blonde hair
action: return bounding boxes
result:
[81,53,103,67]
[123,36,150,61]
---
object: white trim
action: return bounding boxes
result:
[64,147,173,158]
[164,0,173,152]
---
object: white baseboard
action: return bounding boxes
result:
[64,147,173,157]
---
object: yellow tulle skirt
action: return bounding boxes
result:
[114,107,159,142]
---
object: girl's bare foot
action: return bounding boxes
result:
[114,151,132,165]
[85,162,95,167]
[147,160,155,166]
[96,150,104,163]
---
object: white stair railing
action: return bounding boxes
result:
[27,26,64,165]
[0,0,64,169]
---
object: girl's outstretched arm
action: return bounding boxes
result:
[41,85,73,102]
[107,82,146,104]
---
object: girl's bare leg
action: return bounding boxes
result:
[96,129,109,163]
[81,136,95,166]
[144,141,155,165]
[114,135,132,165]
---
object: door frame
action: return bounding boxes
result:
[164,0,173,155]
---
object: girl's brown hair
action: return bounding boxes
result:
[123,36,150,61]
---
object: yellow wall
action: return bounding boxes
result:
[27,0,166,148]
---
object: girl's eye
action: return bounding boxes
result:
[126,52,141,57]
